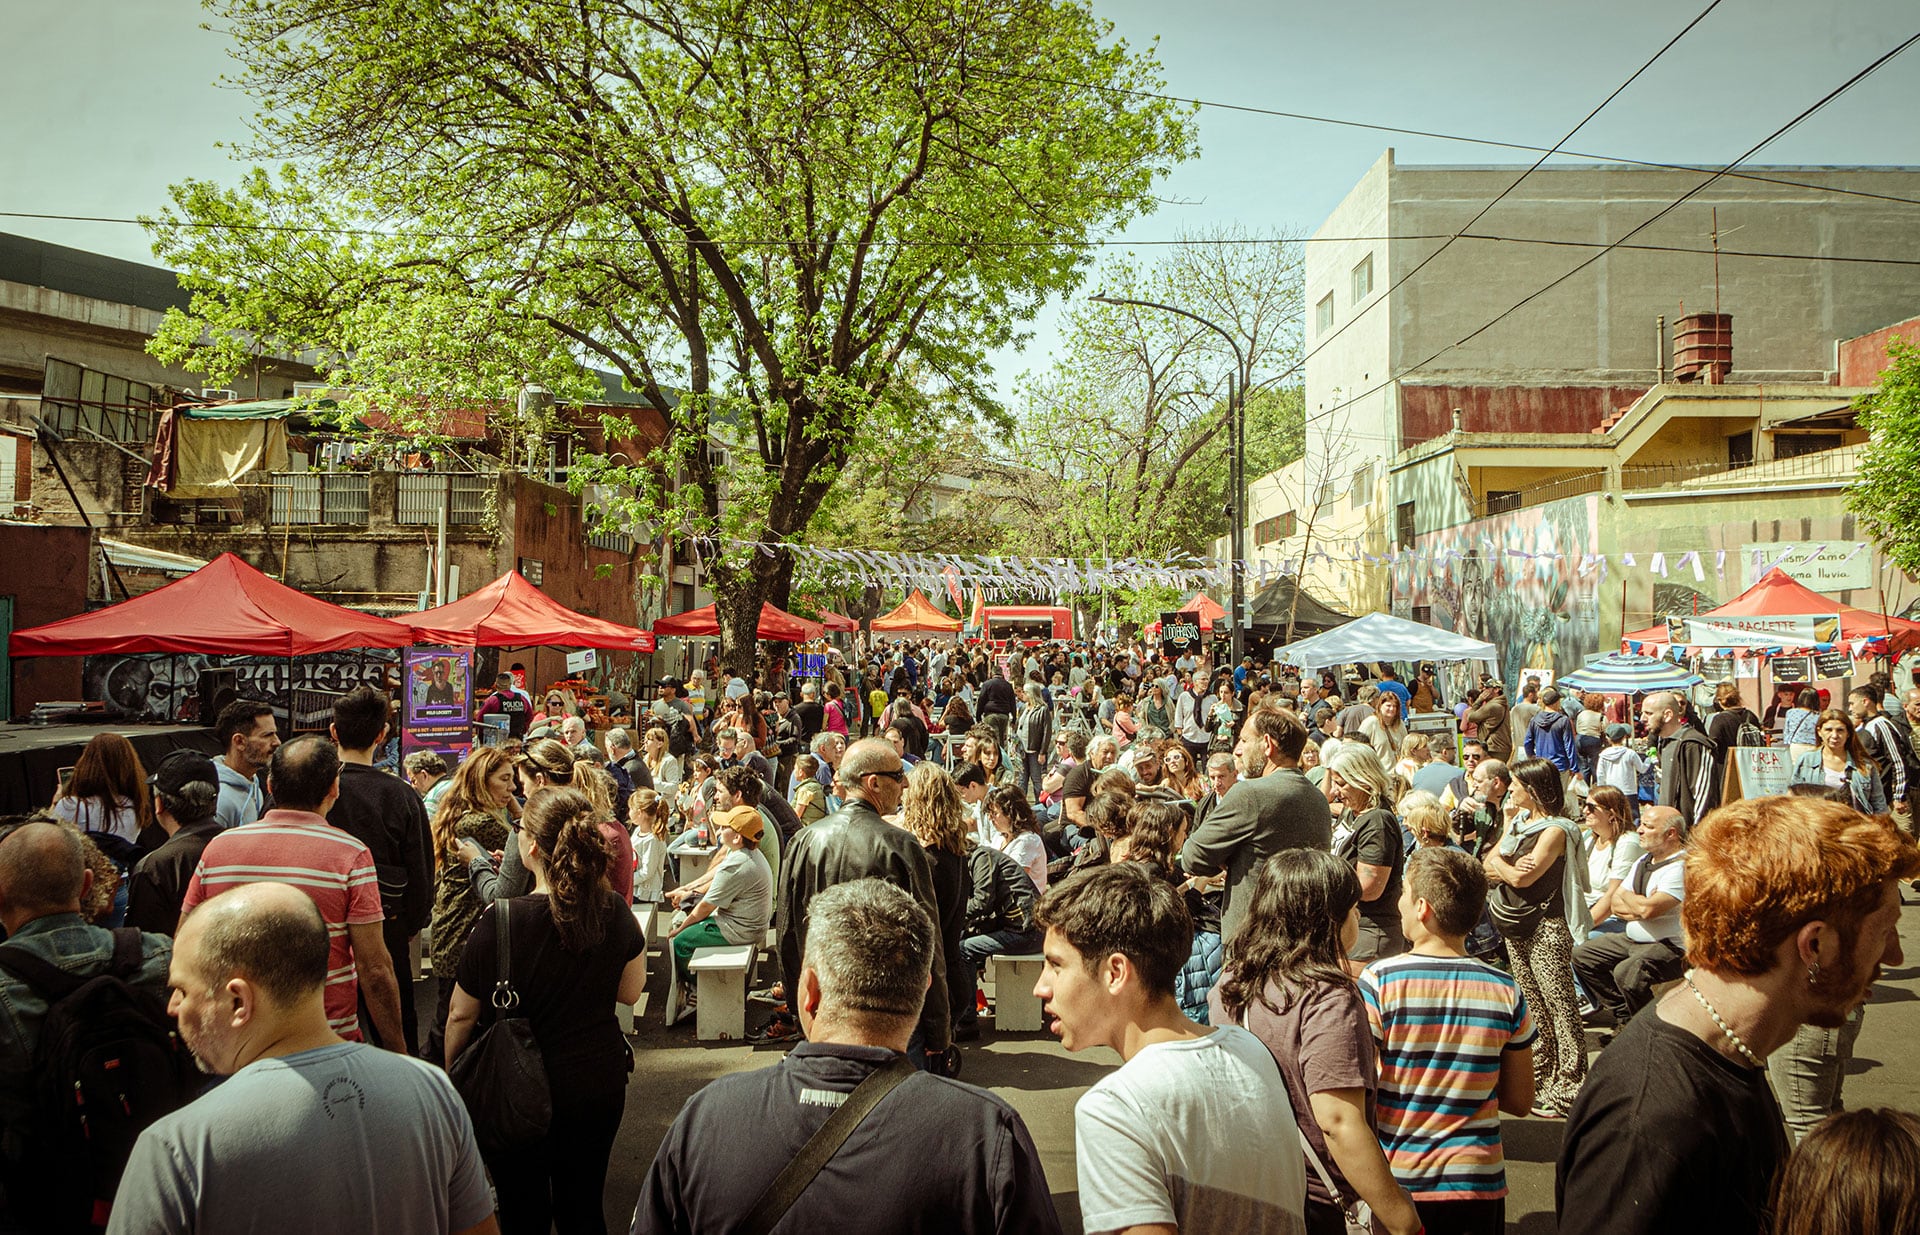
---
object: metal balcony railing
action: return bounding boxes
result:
[396,473,491,525]
[269,472,370,525]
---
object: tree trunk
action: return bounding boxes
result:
[709,544,793,679]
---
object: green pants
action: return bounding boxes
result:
[673,918,730,981]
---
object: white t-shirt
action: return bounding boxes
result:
[1625,851,1687,944]
[1583,833,1645,910]
[702,847,773,945]
[1075,1025,1306,1235]
[995,829,1048,894]
[51,795,140,845]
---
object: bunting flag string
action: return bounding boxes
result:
[704,537,1887,599]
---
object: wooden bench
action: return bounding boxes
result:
[688,945,756,1041]
[987,953,1046,1032]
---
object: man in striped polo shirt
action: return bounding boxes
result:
[181,735,404,1047]
[1362,847,1536,1235]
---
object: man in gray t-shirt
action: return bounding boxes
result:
[109,883,495,1235]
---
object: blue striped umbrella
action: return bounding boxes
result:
[1556,652,1703,694]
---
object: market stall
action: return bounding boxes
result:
[397,569,656,652]
[1273,611,1498,671]
[871,590,963,639]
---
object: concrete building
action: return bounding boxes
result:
[1236,152,1920,617]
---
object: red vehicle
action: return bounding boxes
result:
[983,606,1074,643]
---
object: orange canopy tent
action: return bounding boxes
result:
[872,589,963,636]
[395,570,656,652]
[652,602,823,643]
[1621,567,1920,659]
[1179,592,1226,624]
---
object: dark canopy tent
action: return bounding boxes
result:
[396,570,656,651]
[1244,576,1356,641]
[7,552,414,657]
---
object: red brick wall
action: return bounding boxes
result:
[505,474,650,695]
[1,524,91,712]
[1838,315,1920,388]
[1400,384,1650,448]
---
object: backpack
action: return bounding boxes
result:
[665,710,695,760]
[0,930,200,1233]
[1733,710,1767,749]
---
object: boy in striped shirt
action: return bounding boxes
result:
[1361,847,1536,1235]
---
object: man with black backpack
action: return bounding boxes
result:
[0,820,186,1233]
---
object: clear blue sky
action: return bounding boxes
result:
[5,0,1917,396]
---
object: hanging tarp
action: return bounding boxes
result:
[1275,611,1498,671]
[397,570,655,651]
[166,416,290,498]
[8,552,414,657]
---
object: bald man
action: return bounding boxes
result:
[109,884,497,1235]
[1571,806,1690,1032]
[0,821,174,1230]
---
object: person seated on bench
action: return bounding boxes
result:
[954,834,1041,1041]
[668,806,772,1005]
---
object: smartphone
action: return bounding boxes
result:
[56,766,75,798]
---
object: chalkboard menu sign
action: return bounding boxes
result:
[1813,649,1852,679]
[1697,657,1735,682]
[1770,656,1811,685]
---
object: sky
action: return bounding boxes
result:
[4,0,1918,398]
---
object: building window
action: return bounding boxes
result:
[1254,511,1298,546]
[1316,293,1334,335]
[1349,462,1372,507]
[1351,254,1374,303]
[517,557,544,585]
[1396,501,1415,549]
[1485,489,1522,515]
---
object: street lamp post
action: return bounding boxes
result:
[1089,295,1248,666]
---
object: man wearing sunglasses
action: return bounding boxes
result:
[775,739,948,1064]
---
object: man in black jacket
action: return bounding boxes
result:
[954,841,1041,1041]
[125,750,224,936]
[327,687,433,1054]
[977,673,1017,752]
[1642,691,1717,834]
[778,739,950,1062]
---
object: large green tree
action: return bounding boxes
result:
[147,0,1194,671]
[1848,338,1920,575]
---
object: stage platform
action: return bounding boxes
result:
[0,722,219,816]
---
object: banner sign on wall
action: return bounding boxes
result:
[1741,542,1873,592]
[1680,614,1841,648]
[402,646,474,765]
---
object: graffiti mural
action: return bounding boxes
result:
[83,651,400,724]
[1390,495,1601,693]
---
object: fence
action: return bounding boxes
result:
[1471,447,1859,518]
[395,473,492,525]
[269,472,371,525]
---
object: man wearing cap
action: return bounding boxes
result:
[656,678,698,759]
[473,671,532,739]
[126,751,225,936]
[1466,678,1512,761]
[668,805,773,995]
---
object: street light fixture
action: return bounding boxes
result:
[1089,294,1248,666]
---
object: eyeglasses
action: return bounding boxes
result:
[865,768,908,783]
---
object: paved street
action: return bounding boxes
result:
[591,897,1920,1233]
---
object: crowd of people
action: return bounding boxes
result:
[1,637,1918,1234]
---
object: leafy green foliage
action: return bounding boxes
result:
[1848,338,1920,575]
[146,0,1196,667]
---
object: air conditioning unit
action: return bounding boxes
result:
[200,388,238,401]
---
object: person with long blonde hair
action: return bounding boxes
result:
[424,746,515,1063]
[1159,743,1206,803]
[629,788,672,905]
[899,762,971,1041]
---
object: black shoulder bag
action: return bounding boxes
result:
[449,900,552,1155]
[738,1055,916,1235]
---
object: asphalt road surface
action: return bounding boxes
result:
[460,896,1920,1233]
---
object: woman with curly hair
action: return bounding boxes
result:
[424,745,516,1062]
[446,788,645,1235]
[899,763,973,1039]
[1211,849,1421,1235]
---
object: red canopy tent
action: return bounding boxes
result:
[1179,592,1226,624]
[8,552,414,657]
[1622,568,1920,659]
[871,590,963,636]
[396,570,656,651]
[815,610,859,633]
[652,602,823,643]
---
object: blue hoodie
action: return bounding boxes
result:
[1526,707,1578,772]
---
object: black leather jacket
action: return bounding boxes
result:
[778,797,951,1050]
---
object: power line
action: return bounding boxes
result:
[1300,27,1920,437]
[4,211,1916,267]
[1254,0,1728,408]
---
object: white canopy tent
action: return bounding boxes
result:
[1274,611,1498,671]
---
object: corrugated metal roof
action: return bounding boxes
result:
[101,538,209,575]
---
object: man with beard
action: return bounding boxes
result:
[110,884,497,1235]
[1557,796,1919,1235]
[1178,707,1333,943]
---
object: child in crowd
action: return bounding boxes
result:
[1592,724,1649,816]
[1361,847,1537,1235]
[630,788,671,906]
